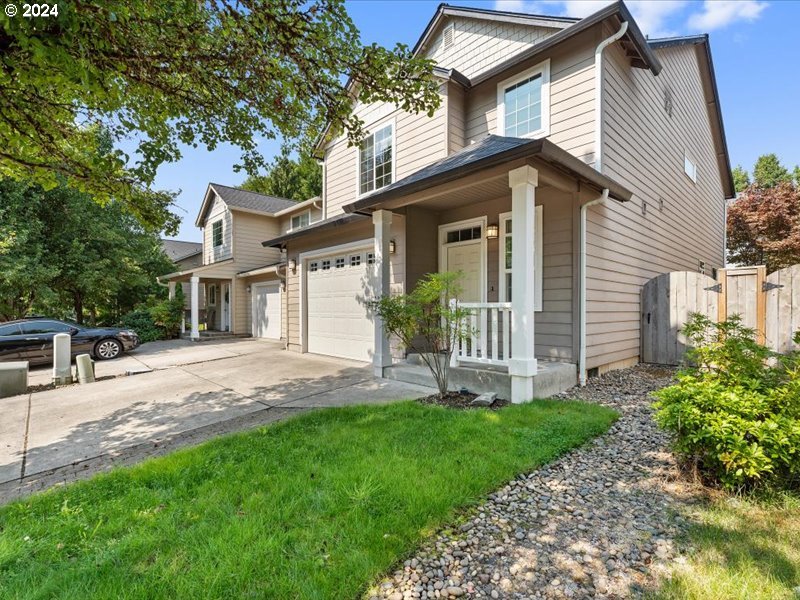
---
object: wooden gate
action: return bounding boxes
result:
[765,264,800,354]
[641,264,800,364]
[641,271,719,365]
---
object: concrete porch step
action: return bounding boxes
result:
[182,332,252,342]
[383,359,577,400]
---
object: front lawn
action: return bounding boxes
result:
[652,492,800,600]
[0,400,615,599]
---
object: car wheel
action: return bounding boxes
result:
[95,338,122,360]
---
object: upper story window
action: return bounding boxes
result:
[684,154,697,183]
[291,210,310,231]
[359,123,393,196]
[212,220,223,247]
[496,60,550,139]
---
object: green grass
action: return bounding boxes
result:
[0,400,615,599]
[651,492,800,600]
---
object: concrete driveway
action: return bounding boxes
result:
[1,339,433,503]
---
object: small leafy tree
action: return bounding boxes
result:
[149,293,185,340]
[370,272,471,396]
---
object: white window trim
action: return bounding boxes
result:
[212,219,223,248]
[355,119,396,199]
[496,59,551,139]
[684,153,697,183]
[298,238,374,354]
[437,216,488,303]
[498,207,543,312]
[289,209,311,232]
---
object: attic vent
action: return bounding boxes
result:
[442,23,455,50]
[663,88,674,118]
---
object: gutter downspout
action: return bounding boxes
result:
[578,21,628,386]
[276,255,289,350]
[593,20,628,172]
[579,188,608,386]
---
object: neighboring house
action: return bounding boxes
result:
[161,239,204,320]
[161,183,320,339]
[256,1,734,402]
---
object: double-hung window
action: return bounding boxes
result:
[499,206,544,311]
[212,220,223,247]
[496,60,550,139]
[359,123,393,195]
[291,211,310,231]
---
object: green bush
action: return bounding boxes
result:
[120,289,185,343]
[654,314,800,491]
[119,308,162,343]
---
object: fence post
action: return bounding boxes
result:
[717,268,727,323]
[756,265,767,345]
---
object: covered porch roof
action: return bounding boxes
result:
[158,259,236,283]
[343,136,633,215]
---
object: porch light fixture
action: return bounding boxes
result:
[389,239,396,254]
[289,258,297,272]
[246,285,251,293]
[486,223,499,239]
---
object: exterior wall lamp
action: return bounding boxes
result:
[289,258,297,272]
[486,223,499,239]
[389,240,396,254]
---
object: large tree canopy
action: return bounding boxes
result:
[0,0,440,230]
[752,153,793,189]
[240,150,322,201]
[0,178,174,323]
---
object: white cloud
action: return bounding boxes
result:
[688,1,768,31]
[494,0,768,38]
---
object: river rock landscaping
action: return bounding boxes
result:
[369,364,699,599]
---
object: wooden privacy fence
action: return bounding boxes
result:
[641,264,800,365]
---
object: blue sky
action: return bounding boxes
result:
[150,0,799,242]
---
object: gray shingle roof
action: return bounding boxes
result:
[160,239,202,262]
[209,183,298,215]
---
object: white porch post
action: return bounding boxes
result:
[190,276,200,340]
[372,209,393,377]
[508,165,539,403]
[168,281,176,300]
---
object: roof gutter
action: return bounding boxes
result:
[594,20,628,172]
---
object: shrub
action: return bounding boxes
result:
[120,308,162,343]
[120,289,185,343]
[654,314,800,491]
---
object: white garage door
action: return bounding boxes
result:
[306,249,376,362]
[252,283,282,339]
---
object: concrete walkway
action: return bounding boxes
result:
[1,339,433,504]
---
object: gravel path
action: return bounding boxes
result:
[370,365,698,599]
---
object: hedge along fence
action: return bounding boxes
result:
[641,264,800,365]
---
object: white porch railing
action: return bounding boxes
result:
[450,301,513,368]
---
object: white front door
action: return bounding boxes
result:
[252,283,281,339]
[445,243,482,301]
[440,218,486,302]
[221,283,230,331]
[306,248,375,361]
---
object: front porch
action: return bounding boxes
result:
[348,136,632,402]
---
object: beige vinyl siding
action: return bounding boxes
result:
[431,188,575,361]
[284,218,405,353]
[464,28,598,165]
[447,82,467,154]
[583,39,726,370]
[278,205,323,235]
[202,194,232,264]
[323,87,449,218]
[424,17,559,80]
[231,211,282,334]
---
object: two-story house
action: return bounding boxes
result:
[238,1,731,404]
[162,183,321,341]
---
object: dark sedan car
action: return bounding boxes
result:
[0,318,140,366]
